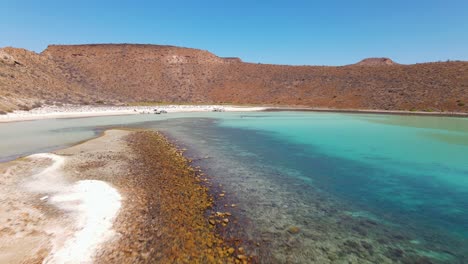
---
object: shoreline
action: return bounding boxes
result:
[0,129,248,263]
[0,130,128,263]
[0,104,267,123]
[265,107,468,117]
[0,104,466,123]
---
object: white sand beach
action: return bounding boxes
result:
[0,104,268,123]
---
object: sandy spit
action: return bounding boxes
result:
[0,129,247,263]
[0,130,129,263]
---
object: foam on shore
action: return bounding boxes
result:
[26,153,122,263]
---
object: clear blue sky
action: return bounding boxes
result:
[1,0,467,65]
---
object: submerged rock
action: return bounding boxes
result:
[287,226,300,234]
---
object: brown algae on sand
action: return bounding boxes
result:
[118,131,250,263]
[0,130,251,263]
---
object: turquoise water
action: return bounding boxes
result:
[0,112,233,161]
[219,113,468,230]
[152,113,468,263]
[0,112,467,263]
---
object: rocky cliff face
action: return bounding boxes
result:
[1,44,467,112]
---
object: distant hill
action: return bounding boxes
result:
[355,57,398,66]
[1,44,467,113]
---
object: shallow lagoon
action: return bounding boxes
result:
[1,112,467,263]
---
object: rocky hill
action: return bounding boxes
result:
[355,57,398,66]
[0,47,98,112]
[1,44,467,113]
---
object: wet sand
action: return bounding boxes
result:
[0,129,249,263]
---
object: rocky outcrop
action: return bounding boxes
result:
[222,57,242,63]
[1,44,467,112]
[0,49,18,65]
[355,58,398,66]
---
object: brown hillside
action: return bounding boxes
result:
[0,47,99,112]
[1,44,467,112]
